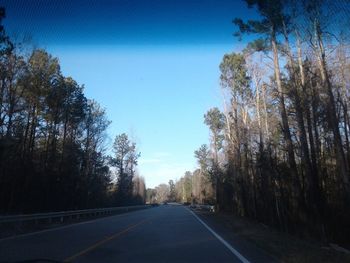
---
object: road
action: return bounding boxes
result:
[0,205,274,263]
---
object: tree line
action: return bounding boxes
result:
[150,0,350,244]
[0,8,145,213]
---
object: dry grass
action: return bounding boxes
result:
[202,212,350,263]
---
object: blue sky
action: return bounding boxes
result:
[2,0,254,187]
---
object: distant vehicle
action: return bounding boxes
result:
[163,202,168,205]
[183,202,191,206]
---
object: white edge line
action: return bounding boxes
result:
[188,208,251,263]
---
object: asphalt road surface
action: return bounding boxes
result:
[0,205,274,263]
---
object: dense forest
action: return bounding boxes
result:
[0,8,146,213]
[150,0,350,244]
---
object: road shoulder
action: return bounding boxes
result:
[191,208,278,263]
[191,208,350,263]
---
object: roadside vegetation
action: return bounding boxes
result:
[149,0,350,247]
[0,9,146,213]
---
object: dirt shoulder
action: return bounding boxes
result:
[194,209,350,263]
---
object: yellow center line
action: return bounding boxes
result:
[63,218,149,262]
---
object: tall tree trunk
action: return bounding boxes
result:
[0,77,5,135]
[271,28,302,209]
[28,104,37,158]
[289,27,324,225]
[262,84,269,137]
[314,20,350,193]
[59,114,68,172]
[286,27,321,213]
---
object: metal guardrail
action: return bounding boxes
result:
[0,205,151,224]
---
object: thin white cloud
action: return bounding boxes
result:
[138,158,162,165]
[153,151,172,158]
